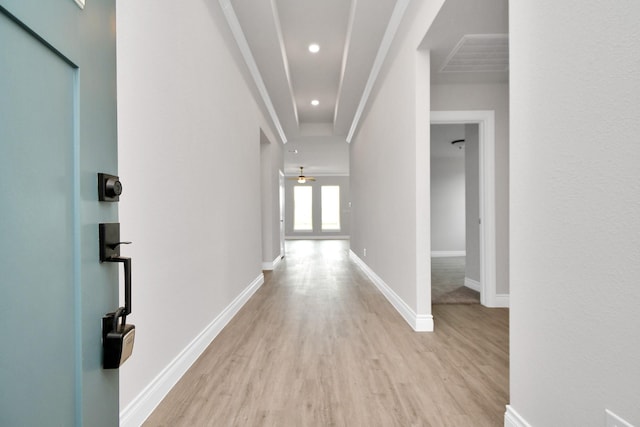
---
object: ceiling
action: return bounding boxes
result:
[221,0,508,175]
[421,0,509,85]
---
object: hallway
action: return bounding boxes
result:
[145,240,508,426]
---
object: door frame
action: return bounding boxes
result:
[431,110,500,307]
[279,169,285,258]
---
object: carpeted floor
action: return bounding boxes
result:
[431,256,480,304]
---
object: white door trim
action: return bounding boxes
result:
[279,170,285,258]
[431,110,499,307]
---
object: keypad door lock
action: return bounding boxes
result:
[102,308,135,369]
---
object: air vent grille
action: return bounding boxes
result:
[440,34,508,73]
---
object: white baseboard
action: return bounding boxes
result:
[431,250,466,257]
[493,293,510,308]
[262,255,283,271]
[120,273,265,427]
[273,255,283,269]
[505,405,532,427]
[286,235,350,240]
[349,250,433,332]
[464,277,481,292]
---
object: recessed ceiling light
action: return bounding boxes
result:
[311,99,319,106]
[308,43,320,53]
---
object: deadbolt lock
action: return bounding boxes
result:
[98,173,122,202]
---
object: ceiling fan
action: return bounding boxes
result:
[288,166,316,184]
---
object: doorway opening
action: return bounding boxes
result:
[260,129,284,271]
[279,170,285,259]
[431,110,500,307]
[430,123,480,304]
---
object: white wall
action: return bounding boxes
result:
[116,0,281,420]
[349,0,445,328]
[430,124,466,253]
[284,135,350,176]
[431,83,509,293]
[509,1,640,426]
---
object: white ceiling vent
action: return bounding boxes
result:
[440,34,509,73]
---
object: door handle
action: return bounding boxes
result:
[104,255,132,315]
[99,223,133,315]
[99,223,135,368]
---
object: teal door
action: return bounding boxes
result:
[0,1,119,425]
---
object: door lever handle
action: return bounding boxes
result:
[99,223,133,315]
[105,256,132,316]
[107,241,132,250]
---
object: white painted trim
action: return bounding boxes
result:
[120,273,265,427]
[504,405,532,427]
[431,250,466,257]
[464,277,481,292]
[262,255,283,271]
[218,0,288,144]
[269,0,299,128]
[346,0,412,142]
[431,110,500,307]
[350,250,434,332]
[333,0,358,127]
[494,293,510,308]
[279,170,285,260]
[273,255,283,269]
[286,235,350,240]
[605,409,634,427]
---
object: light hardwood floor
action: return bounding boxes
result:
[144,240,508,426]
[431,257,480,304]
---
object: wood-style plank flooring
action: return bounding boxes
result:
[431,257,480,304]
[144,240,508,426]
